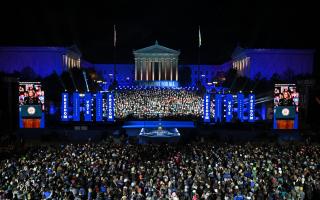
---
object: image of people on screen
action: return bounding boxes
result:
[24,89,41,105]
[279,89,293,106]
[274,85,298,109]
[19,83,45,128]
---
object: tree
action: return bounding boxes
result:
[42,72,64,103]
[222,68,238,88]
[282,68,295,82]
[20,66,40,81]
[270,73,282,85]
[254,72,262,81]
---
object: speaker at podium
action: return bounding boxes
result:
[21,105,42,128]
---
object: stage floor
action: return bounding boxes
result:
[122,120,195,128]
[139,127,181,144]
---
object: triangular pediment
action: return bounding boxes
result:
[134,41,180,55]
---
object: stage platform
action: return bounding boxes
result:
[139,127,180,144]
[122,120,195,128]
[271,129,302,142]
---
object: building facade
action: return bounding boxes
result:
[232,46,314,79]
[0,44,315,87]
[187,61,232,86]
[133,41,180,86]
[94,64,135,86]
[0,45,86,77]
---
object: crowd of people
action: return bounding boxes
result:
[1,138,319,199]
[115,88,203,119]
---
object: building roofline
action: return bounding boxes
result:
[232,47,315,58]
[0,46,69,52]
[133,41,180,55]
[245,48,315,54]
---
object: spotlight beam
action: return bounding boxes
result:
[68,69,78,91]
[83,70,89,92]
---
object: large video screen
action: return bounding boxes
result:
[19,82,45,128]
[274,84,298,129]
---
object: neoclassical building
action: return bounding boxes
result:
[0,45,92,77]
[0,42,315,87]
[231,46,314,79]
[133,41,180,86]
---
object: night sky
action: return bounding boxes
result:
[0,1,319,65]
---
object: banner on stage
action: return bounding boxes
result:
[203,93,210,122]
[107,93,115,122]
[225,94,233,122]
[96,92,103,122]
[61,93,69,121]
[73,92,80,121]
[215,94,222,122]
[84,93,92,121]
[237,93,244,122]
[248,94,255,122]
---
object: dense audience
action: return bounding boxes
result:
[115,88,203,119]
[1,138,319,199]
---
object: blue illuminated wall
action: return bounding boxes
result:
[232,47,314,79]
[0,45,314,87]
[94,64,135,86]
[0,46,91,77]
[183,63,231,86]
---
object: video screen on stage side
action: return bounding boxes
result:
[19,82,45,128]
[274,84,298,129]
[114,88,203,119]
[274,84,299,111]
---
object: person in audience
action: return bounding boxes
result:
[115,88,204,120]
[0,138,319,199]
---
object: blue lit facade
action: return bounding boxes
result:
[0,45,93,77]
[94,64,135,86]
[232,46,314,79]
[186,62,231,86]
[0,44,314,86]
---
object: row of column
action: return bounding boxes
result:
[135,58,178,81]
[63,55,81,69]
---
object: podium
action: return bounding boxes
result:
[275,106,295,129]
[20,105,42,128]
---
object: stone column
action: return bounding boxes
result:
[140,59,143,81]
[175,59,178,81]
[159,59,161,80]
[145,58,150,81]
[152,60,155,81]
[170,58,173,81]
[135,58,138,81]
[164,58,167,80]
